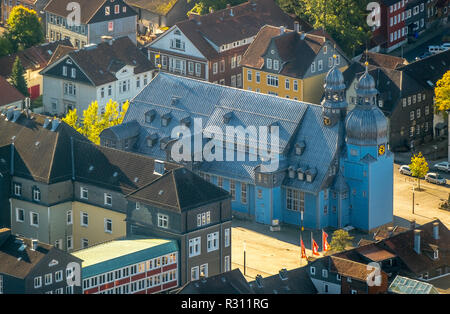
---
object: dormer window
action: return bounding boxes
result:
[306,168,317,183]
[223,112,233,124]
[161,113,171,127]
[71,68,76,78]
[145,110,156,123]
[273,60,279,71]
[160,137,170,150]
[297,168,305,181]
[33,187,41,202]
[288,166,296,179]
[266,58,273,69]
[146,134,158,147]
[180,116,191,127]
[295,142,306,155]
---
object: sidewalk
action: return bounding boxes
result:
[394,137,448,165]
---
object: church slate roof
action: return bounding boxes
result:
[113,72,341,194]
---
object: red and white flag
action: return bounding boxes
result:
[301,236,307,259]
[322,229,330,252]
[311,233,320,256]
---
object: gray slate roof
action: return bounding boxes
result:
[113,72,340,194]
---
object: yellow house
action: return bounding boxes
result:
[241,25,348,104]
[71,201,127,251]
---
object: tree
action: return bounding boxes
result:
[0,36,14,57]
[276,0,371,57]
[409,152,429,190]
[6,5,44,50]
[329,229,353,253]
[63,100,129,144]
[10,56,28,96]
[435,70,450,113]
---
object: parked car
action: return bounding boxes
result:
[425,173,446,185]
[441,43,450,50]
[428,45,444,53]
[434,161,450,172]
[399,165,412,176]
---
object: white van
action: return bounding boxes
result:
[429,45,444,53]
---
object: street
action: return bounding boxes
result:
[402,28,450,62]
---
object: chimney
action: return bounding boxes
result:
[414,230,421,254]
[31,239,38,251]
[410,219,416,230]
[280,26,285,35]
[433,221,439,240]
[294,21,300,33]
[387,226,394,237]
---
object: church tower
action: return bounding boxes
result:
[342,63,393,232]
[321,55,348,128]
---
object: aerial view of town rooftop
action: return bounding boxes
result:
[0,0,448,305]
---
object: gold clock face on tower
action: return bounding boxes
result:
[323,117,331,126]
[378,144,386,156]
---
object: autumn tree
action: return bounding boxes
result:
[6,5,44,50]
[187,0,247,15]
[0,36,14,57]
[10,56,28,96]
[63,99,129,144]
[329,229,353,253]
[409,152,429,190]
[435,70,450,113]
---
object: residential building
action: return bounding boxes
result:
[40,36,155,116]
[241,25,348,104]
[308,255,389,294]
[146,0,310,87]
[335,219,450,285]
[72,237,179,294]
[43,0,137,48]
[426,0,449,28]
[0,228,82,294]
[249,268,317,294]
[125,162,232,285]
[125,0,195,34]
[404,0,427,40]
[0,75,25,110]
[1,0,40,24]
[0,39,72,100]
[101,65,394,233]
[344,54,433,151]
[177,269,254,294]
[372,0,408,53]
[397,50,450,138]
[388,275,440,294]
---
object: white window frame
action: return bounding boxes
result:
[81,212,88,227]
[67,236,73,250]
[54,271,62,283]
[67,210,72,225]
[225,228,230,247]
[16,208,24,222]
[200,263,208,278]
[224,256,231,272]
[104,218,113,233]
[80,187,88,199]
[81,238,89,249]
[207,232,219,252]
[33,188,41,201]
[104,193,112,206]
[34,276,42,288]
[191,266,199,281]
[30,212,39,227]
[44,273,52,286]
[14,183,21,196]
[158,214,169,229]
[189,237,201,257]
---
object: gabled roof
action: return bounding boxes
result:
[72,139,180,196]
[44,0,136,24]
[241,25,344,79]
[0,39,72,78]
[42,37,155,87]
[177,269,254,294]
[167,0,308,59]
[126,167,230,212]
[329,256,383,282]
[0,112,88,184]
[0,229,81,279]
[249,267,317,294]
[397,49,450,89]
[0,76,25,107]
[47,44,77,65]
[359,51,408,70]
[124,0,180,16]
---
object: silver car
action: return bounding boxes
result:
[425,173,446,185]
[434,161,450,173]
[399,165,412,176]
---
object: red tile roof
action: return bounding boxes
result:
[0,76,25,107]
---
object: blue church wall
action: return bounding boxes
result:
[280,187,317,229]
[254,186,272,224]
[368,155,394,230]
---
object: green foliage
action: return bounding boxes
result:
[6,5,44,50]
[329,229,354,252]
[10,56,29,96]
[409,152,428,190]
[0,36,14,57]
[62,100,129,145]
[276,0,371,56]
[187,0,247,15]
[435,70,450,113]
[31,95,43,109]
